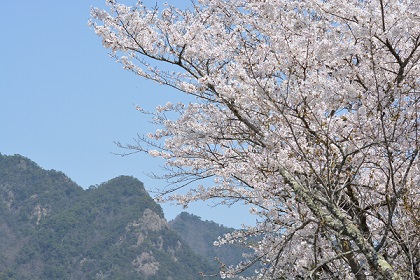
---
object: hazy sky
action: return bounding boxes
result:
[0,0,255,228]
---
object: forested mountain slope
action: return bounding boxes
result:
[169,212,257,278]
[0,154,219,280]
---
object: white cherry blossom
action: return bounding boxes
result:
[91,1,420,279]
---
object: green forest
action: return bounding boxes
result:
[0,153,250,280]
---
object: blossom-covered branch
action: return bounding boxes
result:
[91,0,420,278]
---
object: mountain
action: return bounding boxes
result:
[169,212,256,277]
[0,153,219,280]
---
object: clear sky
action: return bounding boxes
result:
[0,0,255,228]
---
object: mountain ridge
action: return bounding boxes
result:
[0,153,224,279]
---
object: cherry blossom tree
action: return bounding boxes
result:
[90,0,420,279]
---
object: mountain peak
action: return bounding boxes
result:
[0,153,220,279]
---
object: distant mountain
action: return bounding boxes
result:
[169,212,256,277]
[0,153,219,280]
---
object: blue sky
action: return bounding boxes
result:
[0,0,255,228]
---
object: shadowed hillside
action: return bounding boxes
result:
[169,212,258,277]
